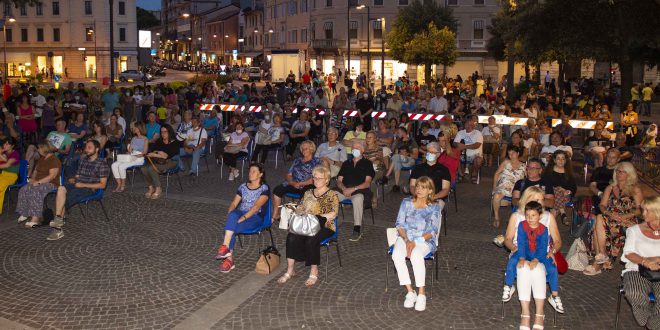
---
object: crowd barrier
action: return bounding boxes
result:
[551,119,614,130]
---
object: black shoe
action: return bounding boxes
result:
[377,177,389,185]
[392,185,400,192]
[349,230,362,242]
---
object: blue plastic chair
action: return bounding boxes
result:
[615,283,656,329]
[385,212,443,299]
[321,218,341,282]
[111,134,125,161]
[235,199,275,251]
[447,180,458,213]
[283,192,302,204]
[339,196,375,224]
[68,188,110,221]
[5,160,29,207]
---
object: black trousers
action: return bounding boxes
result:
[286,216,334,266]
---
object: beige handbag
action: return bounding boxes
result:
[255,246,280,275]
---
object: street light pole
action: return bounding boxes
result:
[346,3,350,82]
[366,6,370,87]
[109,0,115,83]
[93,22,98,80]
[380,18,385,88]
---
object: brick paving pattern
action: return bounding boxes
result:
[0,158,646,329]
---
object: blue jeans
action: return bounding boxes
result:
[178,147,203,173]
[224,210,264,250]
[504,253,559,292]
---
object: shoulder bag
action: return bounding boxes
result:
[639,264,660,282]
[255,246,280,275]
[288,212,321,237]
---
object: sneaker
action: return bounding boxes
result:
[349,230,362,242]
[17,215,28,223]
[414,294,427,311]
[403,291,417,308]
[215,245,232,260]
[228,171,235,181]
[233,169,240,178]
[502,285,516,302]
[392,185,400,192]
[219,258,235,273]
[50,216,65,229]
[46,229,64,241]
[189,171,197,176]
[547,295,565,314]
[492,235,505,248]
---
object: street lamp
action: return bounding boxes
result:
[2,16,15,83]
[377,18,385,88]
[356,5,370,86]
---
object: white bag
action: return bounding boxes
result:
[566,238,590,272]
[386,228,398,247]
[117,154,137,163]
[278,204,296,230]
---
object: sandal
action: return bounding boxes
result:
[520,314,531,330]
[471,176,478,184]
[150,191,162,200]
[532,314,545,330]
[492,218,500,228]
[304,274,318,287]
[583,264,602,276]
[594,253,609,264]
[24,221,40,228]
[277,272,294,284]
[602,260,613,270]
[145,191,153,198]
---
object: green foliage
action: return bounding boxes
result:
[388,0,457,63]
[137,7,161,30]
[169,81,188,91]
[216,75,233,86]
[402,24,458,67]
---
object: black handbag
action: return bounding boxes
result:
[639,264,660,282]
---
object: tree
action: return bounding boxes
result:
[387,0,457,84]
[401,24,458,82]
[137,7,160,30]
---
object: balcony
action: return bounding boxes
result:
[312,39,345,49]
[457,39,487,51]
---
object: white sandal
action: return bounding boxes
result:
[277,272,294,284]
[532,314,545,329]
[519,314,531,330]
[304,274,318,287]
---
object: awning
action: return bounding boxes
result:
[242,52,263,58]
[4,52,31,63]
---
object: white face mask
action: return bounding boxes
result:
[363,94,368,99]
[236,129,243,134]
[352,149,362,158]
[264,115,271,121]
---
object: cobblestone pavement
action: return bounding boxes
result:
[0,156,647,329]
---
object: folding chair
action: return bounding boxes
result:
[615,282,656,329]
[460,150,481,184]
[272,144,287,169]
[127,160,146,190]
[321,218,341,283]
[236,199,276,251]
[339,196,375,224]
[385,211,442,299]
[446,180,458,213]
[68,189,111,221]
[5,160,29,207]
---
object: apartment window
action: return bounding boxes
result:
[447,0,458,4]
[119,1,126,15]
[301,0,308,12]
[85,27,94,41]
[474,0,484,4]
[349,21,358,39]
[374,0,383,5]
[53,28,60,42]
[36,3,43,15]
[373,20,383,39]
[323,22,333,39]
[310,23,315,40]
[84,1,93,15]
[326,0,332,7]
[301,28,307,43]
[398,0,408,5]
[288,30,297,43]
[19,4,26,16]
[20,28,27,42]
[5,28,11,42]
[473,20,484,39]
[37,28,44,42]
[119,27,126,41]
[288,0,297,15]
[52,1,60,15]
[3,3,10,16]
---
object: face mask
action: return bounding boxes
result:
[363,94,368,99]
[352,149,362,158]
[125,92,130,96]
[426,153,437,163]
[264,115,271,121]
[236,130,243,134]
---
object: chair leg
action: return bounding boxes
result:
[335,241,342,267]
[385,254,389,292]
[340,204,345,221]
[615,285,623,329]
[78,204,86,219]
[165,173,170,197]
[324,245,330,283]
[130,169,135,191]
[238,235,243,248]
[429,259,434,300]
[205,157,210,173]
[501,301,505,320]
[453,189,458,212]
[443,211,448,237]
[370,207,375,224]
[176,172,184,192]
[98,200,110,221]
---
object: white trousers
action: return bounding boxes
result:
[391,237,431,288]
[516,263,547,301]
[111,157,144,179]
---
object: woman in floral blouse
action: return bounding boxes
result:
[278,166,338,287]
[391,176,441,312]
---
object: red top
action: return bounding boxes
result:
[439,147,460,183]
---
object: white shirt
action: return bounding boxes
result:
[428,96,448,114]
[621,225,660,274]
[31,94,47,117]
[482,125,501,142]
[184,127,209,148]
[540,144,573,165]
[453,129,484,156]
[524,107,539,119]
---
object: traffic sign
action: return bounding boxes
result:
[53,74,61,82]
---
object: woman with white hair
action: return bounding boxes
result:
[584,162,643,275]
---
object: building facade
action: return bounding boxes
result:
[205,8,240,65]
[302,0,499,83]
[1,0,138,81]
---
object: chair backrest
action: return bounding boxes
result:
[16,160,28,185]
[261,197,272,228]
[246,138,255,158]
[434,204,444,247]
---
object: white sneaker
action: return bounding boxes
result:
[233,169,240,178]
[414,294,426,311]
[403,291,417,308]
[17,215,28,223]
[228,171,235,181]
[502,285,516,302]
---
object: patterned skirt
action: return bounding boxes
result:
[16,183,56,218]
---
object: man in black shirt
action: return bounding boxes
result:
[590,147,620,199]
[512,158,555,209]
[409,142,450,202]
[584,123,611,168]
[336,141,375,241]
[415,123,438,154]
[355,90,374,131]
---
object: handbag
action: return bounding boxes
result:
[554,250,568,274]
[288,213,321,237]
[255,246,280,275]
[566,238,590,272]
[638,264,660,282]
[278,204,296,230]
[224,145,241,154]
